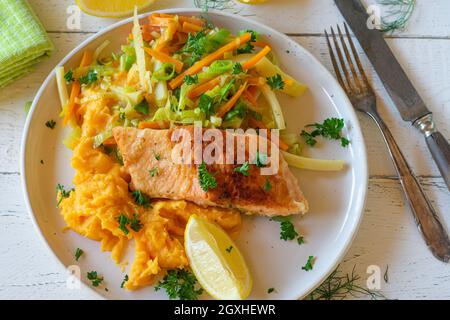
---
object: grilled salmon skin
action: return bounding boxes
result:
[113,126,308,216]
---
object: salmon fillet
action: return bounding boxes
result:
[113,126,308,216]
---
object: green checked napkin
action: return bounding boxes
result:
[0,0,54,88]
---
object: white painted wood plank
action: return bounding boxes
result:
[0,172,448,299]
[29,0,450,38]
[1,33,448,176]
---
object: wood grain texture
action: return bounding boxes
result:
[0,0,449,299]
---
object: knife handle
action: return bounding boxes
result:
[369,112,450,262]
[415,114,450,190]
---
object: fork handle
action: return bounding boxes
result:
[368,112,450,262]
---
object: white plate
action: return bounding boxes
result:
[21,8,368,300]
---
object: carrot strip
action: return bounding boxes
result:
[247,118,289,151]
[182,21,203,33]
[63,50,93,126]
[149,14,175,27]
[138,121,170,129]
[144,47,184,73]
[247,77,265,86]
[216,83,247,118]
[179,16,205,27]
[102,137,116,146]
[242,89,259,110]
[253,40,270,48]
[169,33,252,89]
[242,46,271,70]
[187,76,222,100]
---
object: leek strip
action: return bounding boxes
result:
[55,66,69,110]
[282,151,344,172]
[132,8,150,92]
[93,40,111,62]
[260,83,286,130]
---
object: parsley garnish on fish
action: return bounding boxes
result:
[302,256,315,271]
[198,163,217,192]
[74,248,84,261]
[155,269,204,300]
[266,74,285,90]
[132,190,151,208]
[56,184,74,207]
[155,154,161,161]
[184,74,199,85]
[45,119,56,129]
[78,69,98,85]
[263,178,272,192]
[232,62,244,74]
[255,151,268,168]
[64,70,74,83]
[301,118,350,147]
[121,275,129,289]
[234,162,250,176]
[225,246,233,253]
[149,168,158,177]
[87,271,103,287]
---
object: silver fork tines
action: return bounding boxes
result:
[325,23,374,104]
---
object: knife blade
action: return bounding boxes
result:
[335,0,450,190]
[334,0,429,122]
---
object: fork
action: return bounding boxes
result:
[325,24,450,262]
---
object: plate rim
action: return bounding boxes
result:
[20,8,368,300]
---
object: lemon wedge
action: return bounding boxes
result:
[75,0,156,18]
[184,215,252,300]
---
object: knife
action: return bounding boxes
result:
[334,0,450,191]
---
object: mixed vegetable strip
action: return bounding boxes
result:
[55,11,347,171]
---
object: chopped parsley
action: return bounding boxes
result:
[297,236,305,245]
[78,69,98,85]
[267,288,275,294]
[237,30,257,54]
[266,74,285,90]
[301,118,350,147]
[155,154,161,161]
[134,100,149,115]
[232,62,244,74]
[64,70,74,83]
[132,190,152,208]
[225,246,233,253]
[234,161,250,176]
[118,213,143,235]
[45,119,56,129]
[121,274,129,288]
[255,151,268,168]
[56,184,74,207]
[271,216,299,241]
[184,74,199,85]
[87,271,103,287]
[302,256,315,271]
[74,248,84,261]
[198,162,217,192]
[155,269,204,300]
[263,178,272,192]
[149,168,158,177]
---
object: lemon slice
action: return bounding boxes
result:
[184,215,252,300]
[75,0,156,18]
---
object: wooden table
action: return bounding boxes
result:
[0,0,449,299]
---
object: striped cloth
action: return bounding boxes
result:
[0,0,54,88]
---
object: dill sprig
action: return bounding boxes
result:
[308,266,387,300]
[378,0,416,33]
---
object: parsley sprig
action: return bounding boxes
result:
[56,184,74,207]
[301,118,350,147]
[155,269,204,300]
[271,215,305,245]
[234,161,250,176]
[184,74,199,85]
[74,248,84,261]
[132,190,152,208]
[117,213,143,235]
[302,256,315,271]
[266,74,285,90]
[198,163,217,192]
[78,70,98,85]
